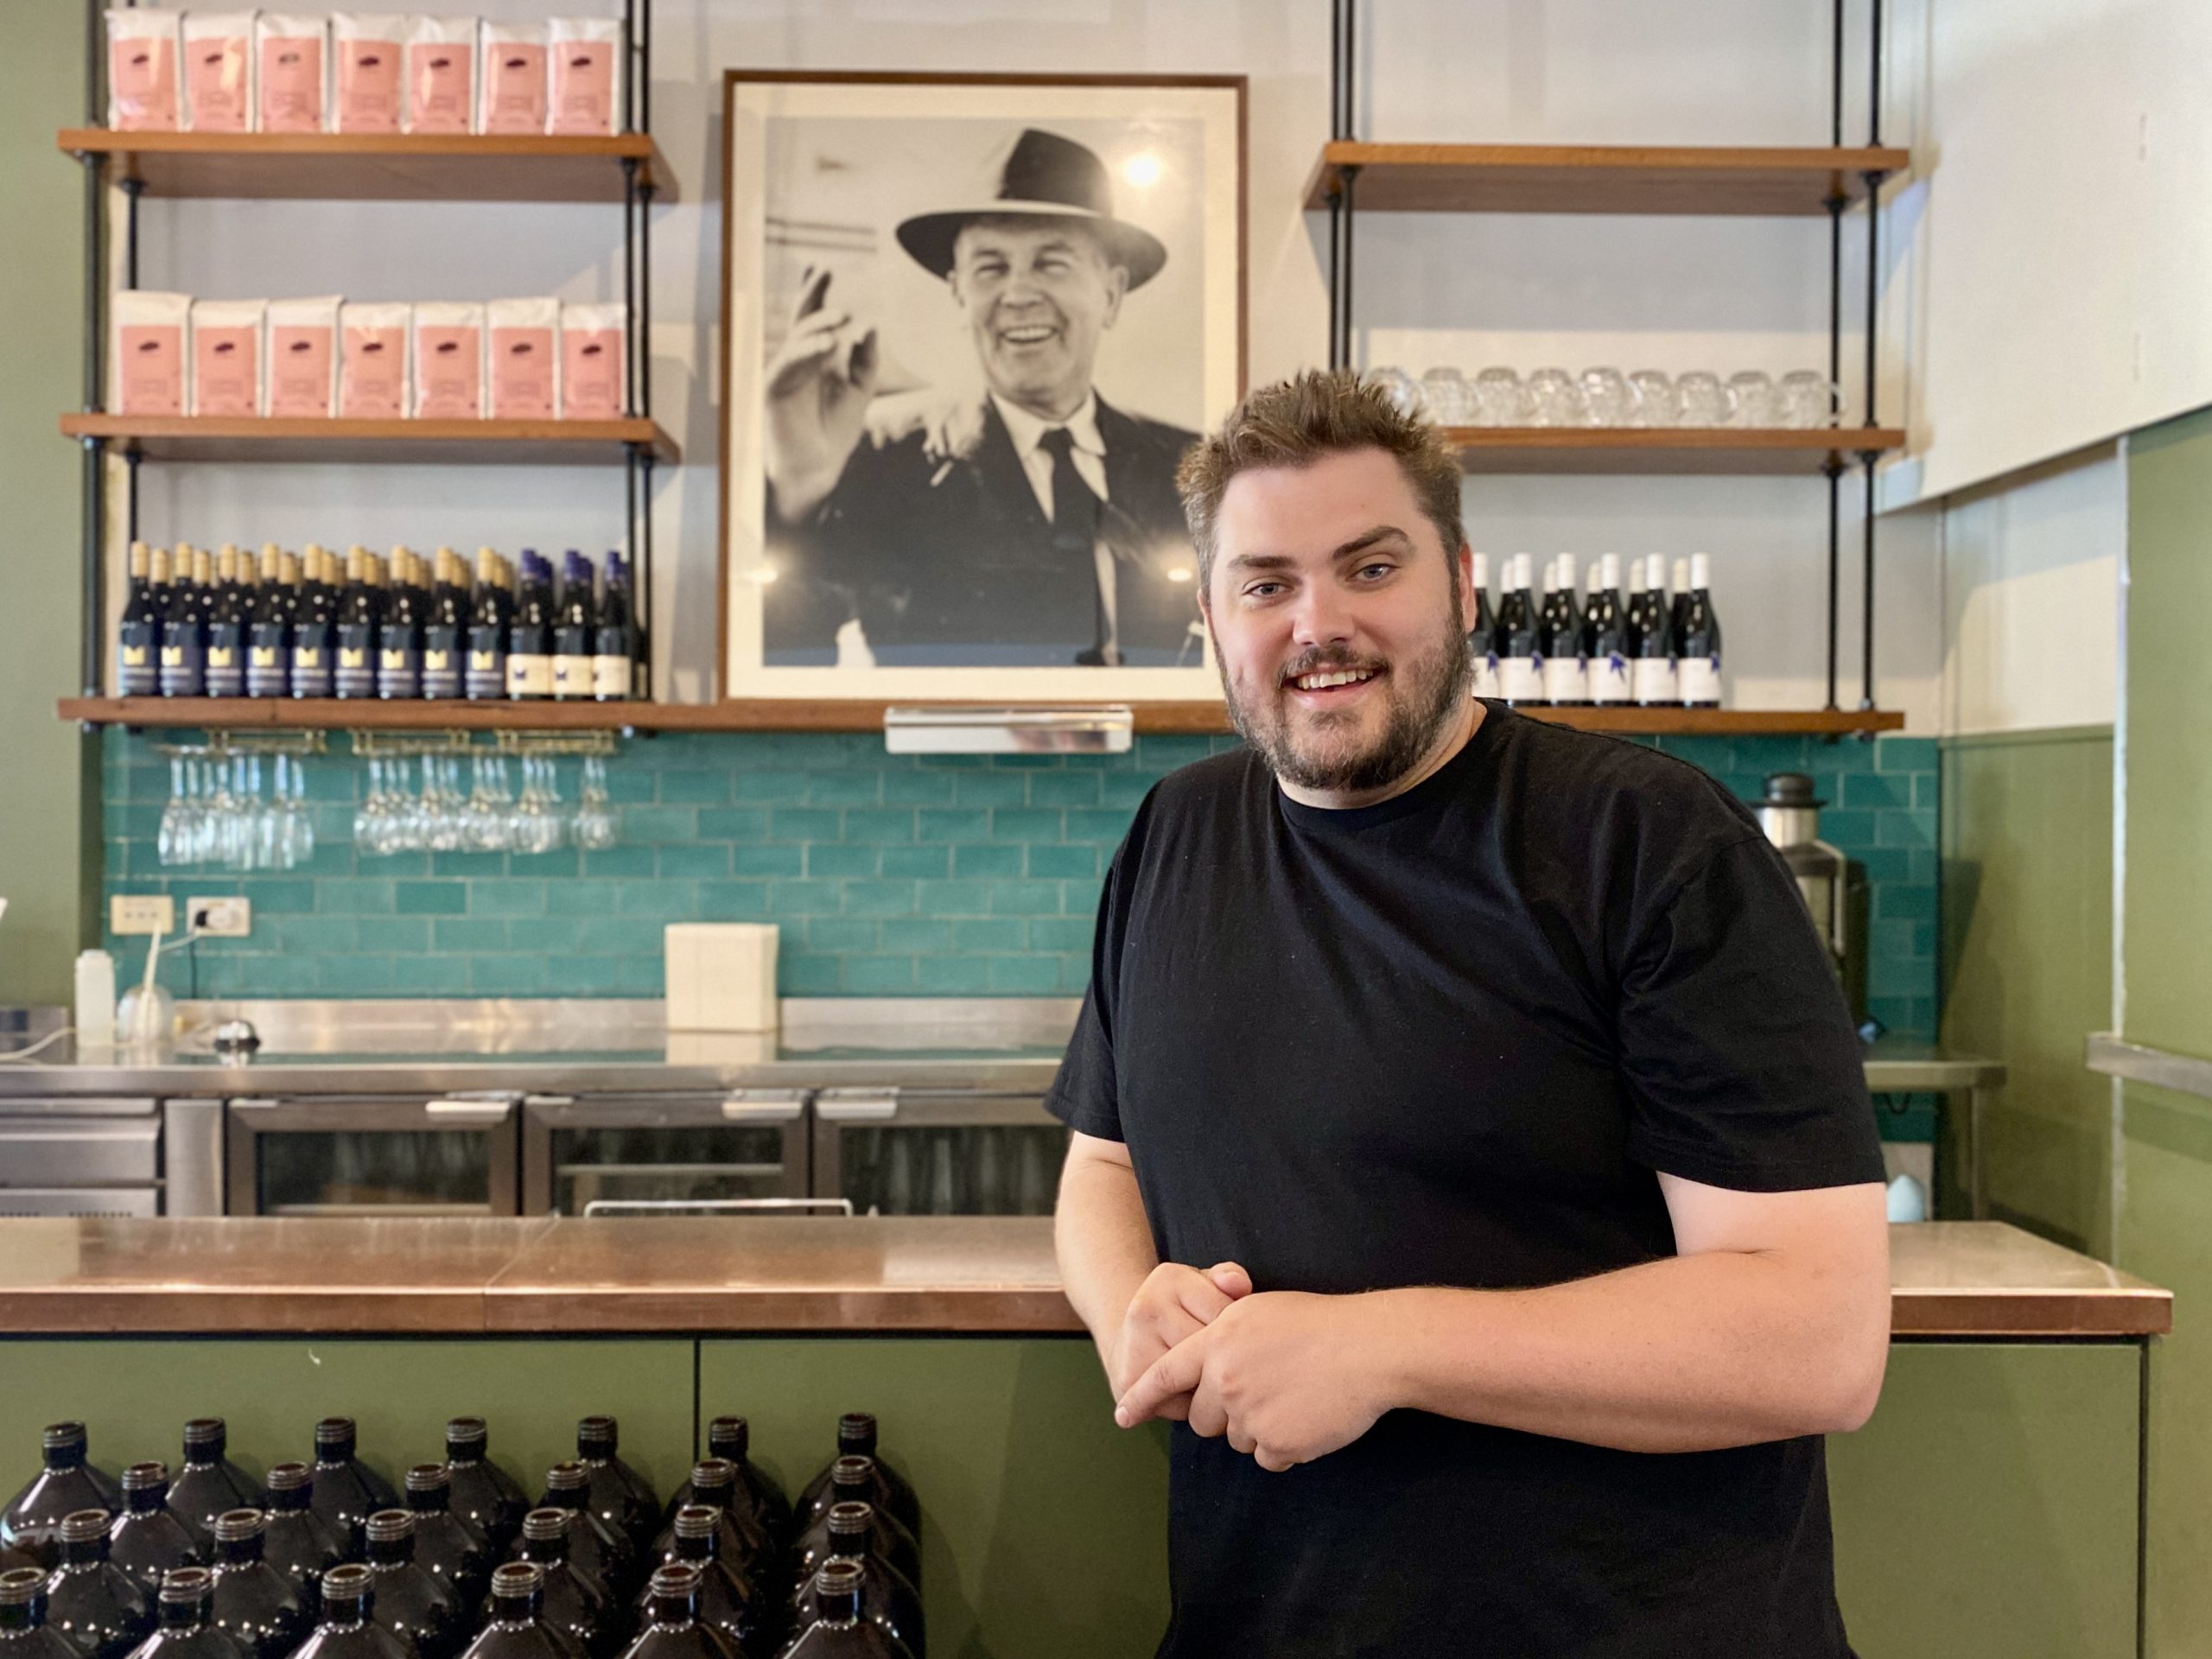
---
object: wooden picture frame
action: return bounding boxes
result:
[716,71,1247,718]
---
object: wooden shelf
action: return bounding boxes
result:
[1302,143,1910,216]
[60,415,677,467]
[58,697,1904,738]
[1443,426,1905,475]
[57,130,671,202]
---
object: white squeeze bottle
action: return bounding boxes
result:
[75,949,118,1047]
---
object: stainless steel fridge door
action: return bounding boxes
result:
[812,1088,1070,1217]
[518,1090,810,1216]
[224,1094,522,1216]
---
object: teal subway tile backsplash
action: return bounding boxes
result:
[100,726,1940,1038]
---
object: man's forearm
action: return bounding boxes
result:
[1369,1247,1891,1455]
[1053,1154,1159,1367]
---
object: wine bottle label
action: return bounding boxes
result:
[1677,656,1722,705]
[1587,652,1631,704]
[506,654,553,697]
[1467,652,1501,699]
[553,654,593,695]
[1541,655,1589,703]
[1630,658,1677,704]
[1499,657,1543,702]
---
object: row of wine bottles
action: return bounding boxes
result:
[1468,551,1725,708]
[116,543,648,704]
[0,1414,918,1659]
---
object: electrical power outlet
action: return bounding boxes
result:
[110,894,176,936]
[186,896,251,938]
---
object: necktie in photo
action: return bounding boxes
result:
[1039,426,1114,664]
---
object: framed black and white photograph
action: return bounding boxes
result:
[719,71,1246,703]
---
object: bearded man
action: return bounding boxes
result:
[1046,368,1891,1657]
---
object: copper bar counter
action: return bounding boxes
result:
[0,1216,2170,1337]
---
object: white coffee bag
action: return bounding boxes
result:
[266,296,341,416]
[404,15,476,134]
[547,18,622,137]
[559,302,626,420]
[181,11,255,133]
[340,301,410,419]
[411,302,486,419]
[254,12,326,133]
[107,10,181,131]
[188,298,265,417]
[331,13,406,134]
[486,297,561,420]
[113,291,194,416]
[478,21,548,135]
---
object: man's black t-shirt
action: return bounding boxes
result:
[1044,702,1885,1658]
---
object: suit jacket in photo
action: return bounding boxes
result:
[766,392,1204,667]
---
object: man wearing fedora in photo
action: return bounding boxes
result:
[763,127,1204,668]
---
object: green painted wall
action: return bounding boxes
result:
[0,3,97,1004]
[1939,728,2114,1251]
[2120,406,2212,1658]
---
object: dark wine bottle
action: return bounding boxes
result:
[309,1420,399,1560]
[461,1564,579,1659]
[43,1510,153,1659]
[1464,550,1498,702]
[420,550,467,702]
[629,1509,770,1659]
[531,1470,632,1602]
[591,556,632,705]
[465,550,509,702]
[118,541,161,697]
[792,1420,915,1544]
[1582,553,1631,708]
[158,547,207,699]
[1629,553,1677,709]
[501,1510,613,1659]
[1675,551,1722,708]
[0,1567,93,1659]
[570,1421,655,1554]
[245,546,292,700]
[442,1422,526,1556]
[359,1513,462,1659]
[258,1466,344,1611]
[779,1565,909,1659]
[201,546,248,698]
[206,1512,309,1659]
[613,1567,721,1659]
[400,1467,491,1610]
[378,549,426,702]
[334,547,383,701]
[107,1468,202,1599]
[289,1567,410,1659]
[167,1424,260,1547]
[1493,555,1541,707]
[552,552,596,702]
[667,1422,785,1555]
[3,1426,124,1569]
[129,1570,242,1659]
[1538,554,1587,706]
[647,1467,771,1584]
[1669,556,1693,650]
[290,548,338,701]
[787,1465,916,1599]
[779,1507,919,1659]
[505,553,553,702]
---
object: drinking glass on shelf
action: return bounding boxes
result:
[575,756,616,851]
[1580,367,1637,428]
[1524,367,1585,428]
[1727,371,1780,428]
[1779,370,1837,429]
[1676,371,1734,426]
[1370,367,1421,418]
[1418,366,1471,424]
[1628,370,1677,427]
[1471,367,1525,427]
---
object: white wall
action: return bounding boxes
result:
[1886,0,2212,505]
[124,0,1939,719]
[1937,443,2121,736]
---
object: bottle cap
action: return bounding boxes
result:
[183,1418,226,1452]
[363,1510,414,1545]
[42,1422,88,1455]
[705,1418,748,1459]
[835,1414,878,1453]
[404,1464,450,1497]
[812,1560,865,1616]
[825,1501,871,1542]
[264,1463,312,1495]
[519,1509,569,1544]
[314,1417,357,1451]
[120,1461,170,1493]
[319,1564,373,1614]
[213,1510,265,1544]
[543,1461,588,1493]
[687,1459,735,1497]
[575,1415,618,1455]
[59,1510,111,1545]
[445,1418,488,1454]
[0,1569,46,1609]
[830,1455,874,1494]
[490,1562,543,1603]
[647,1562,701,1612]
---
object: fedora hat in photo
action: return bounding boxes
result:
[895,126,1170,290]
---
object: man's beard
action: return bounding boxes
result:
[1215,608,1473,796]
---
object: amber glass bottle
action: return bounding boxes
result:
[2,1426,124,1569]
[41,1512,152,1659]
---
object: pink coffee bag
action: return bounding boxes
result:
[340,302,410,419]
[257,14,327,134]
[266,297,340,417]
[181,13,252,132]
[106,10,180,131]
[189,300,265,417]
[478,23,548,135]
[487,299,559,420]
[113,292,192,416]
[560,303,626,420]
[404,16,476,134]
[332,15,404,134]
[548,19,622,137]
[412,304,485,420]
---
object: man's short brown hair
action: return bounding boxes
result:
[1175,368,1467,592]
